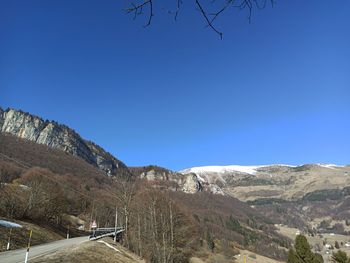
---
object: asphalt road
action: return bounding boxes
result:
[0,236,89,263]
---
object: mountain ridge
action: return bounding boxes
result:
[2,106,349,201]
[179,163,350,202]
[179,163,346,175]
[0,106,130,177]
[0,107,210,193]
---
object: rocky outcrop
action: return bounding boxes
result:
[129,165,225,194]
[181,173,203,193]
[0,107,130,177]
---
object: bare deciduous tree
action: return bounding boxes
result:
[113,175,137,248]
[128,186,197,263]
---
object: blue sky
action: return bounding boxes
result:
[1,0,349,170]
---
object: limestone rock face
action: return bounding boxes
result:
[181,173,203,193]
[0,107,129,177]
[131,166,209,194]
[140,170,166,181]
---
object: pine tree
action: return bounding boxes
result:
[287,248,298,263]
[289,235,324,263]
[313,253,324,263]
[332,250,350,263]
[295,235,315,262]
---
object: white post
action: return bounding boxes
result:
[7,228,12,251]
[114,206,118,242]
[24,230,32,263]
[67,226,70,239]
[24,251,29,263]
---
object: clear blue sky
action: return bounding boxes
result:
[1,1,349,170]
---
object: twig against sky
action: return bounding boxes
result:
[125,0,275,38]
[125,0,154,27]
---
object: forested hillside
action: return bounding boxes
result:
[0,133,289,262]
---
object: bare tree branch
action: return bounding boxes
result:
[175,0,182,21]
[125,0,154,27]
[125,0,275,38]
[195,0,223,39]
[208,0,234,26]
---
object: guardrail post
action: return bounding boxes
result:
[67,226,70,239]
[24,230,32,263]
[7,228,12,250]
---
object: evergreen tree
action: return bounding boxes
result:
[288,235,324,263]
[287,248,298,263]
[314,253,324,263]
[332,250,350,263]
[295,235,315,262]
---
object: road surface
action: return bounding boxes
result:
[0,236,89,263]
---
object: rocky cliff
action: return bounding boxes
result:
[0,107,130,177]
[0,107,221,194]
[130,165,224,194]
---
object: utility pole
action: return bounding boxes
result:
[7,228,12,250]
[114,205,118,242]
[24,230,32,263]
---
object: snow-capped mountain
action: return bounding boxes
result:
[180,164,344,175]
[180,164,295,176]
[179,164,349,201]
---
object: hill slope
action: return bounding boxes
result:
[0,133,290,262]
[180,164,350,202]
[0,107,130,177]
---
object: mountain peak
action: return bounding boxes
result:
[0,106,130,177]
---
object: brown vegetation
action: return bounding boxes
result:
[0,218,63,252]
[169,191,290,260]
[0,134,289,262]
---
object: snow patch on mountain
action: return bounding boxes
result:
[316,164,345,170]
[179,164,295,176]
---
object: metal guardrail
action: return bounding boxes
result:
[95,227,123,231]
[89,227,125,241]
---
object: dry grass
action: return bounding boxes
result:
[224,166,350,202]
[277,225,350,246]
[30,237,144,263]
[190,254,236,263]
[0,218,62,252]
[190,249,283,263]
[235,250,284,263]
[277,224,350,261]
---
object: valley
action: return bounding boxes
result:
[0,107,349,263]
